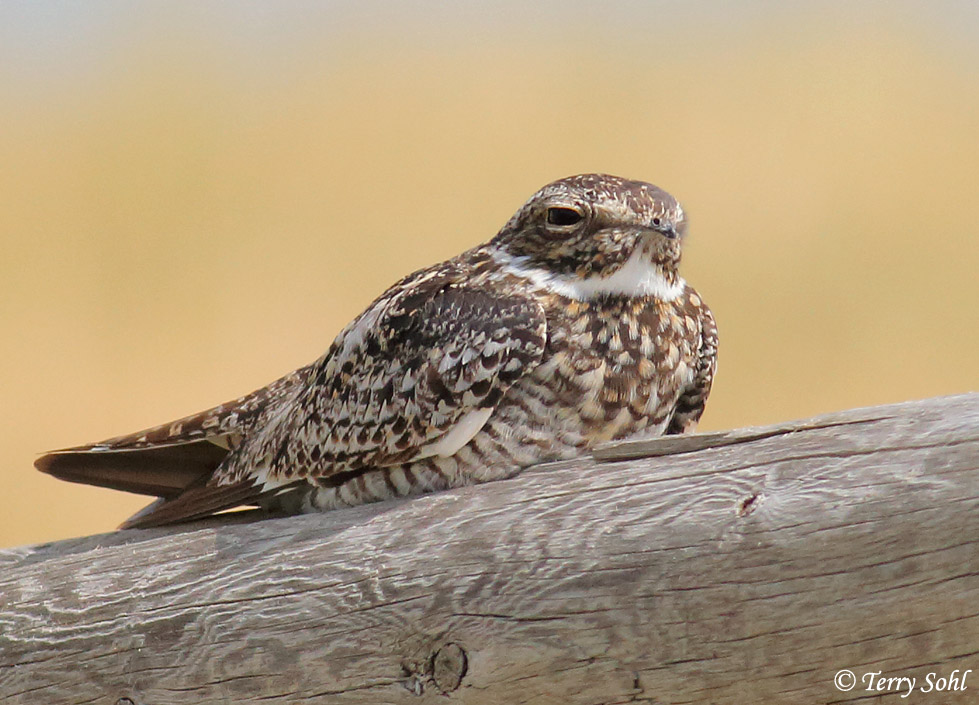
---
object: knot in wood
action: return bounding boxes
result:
[736,491,761,517]
[432,642,468,693]
[402,642,468,696]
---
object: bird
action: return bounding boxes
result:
[36,174,718,529]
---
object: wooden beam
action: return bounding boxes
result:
[1,393,977,704]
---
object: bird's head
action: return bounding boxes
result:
[490,174,688,301]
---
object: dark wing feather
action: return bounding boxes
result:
[118,479,303,530]
[35,440,227,498]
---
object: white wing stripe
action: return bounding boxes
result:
[415,407,494,459]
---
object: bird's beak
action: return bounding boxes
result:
[652,222,678,240]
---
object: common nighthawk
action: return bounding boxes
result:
[37,174,718,529]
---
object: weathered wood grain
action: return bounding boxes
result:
[1,393,977,705]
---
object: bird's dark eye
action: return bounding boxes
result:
[546,207,583,227]
[652,217,662,227]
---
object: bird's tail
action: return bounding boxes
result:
[35,366,311,528]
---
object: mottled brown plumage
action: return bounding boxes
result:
[36,174,718,528]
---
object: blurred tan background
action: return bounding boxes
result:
[2,2,977,548]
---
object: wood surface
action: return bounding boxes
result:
[1,393,977,705]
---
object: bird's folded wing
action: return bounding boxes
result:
[217,272,548,488]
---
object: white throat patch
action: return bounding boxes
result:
[494,248,684,302]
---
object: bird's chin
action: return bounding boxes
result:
[555,246,682,302]
[492,240,683,303]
